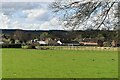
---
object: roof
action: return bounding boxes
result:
[62,41,79,44]
[80,42,98,46]
[0,41,4,44]
[57,40,62,44]
[38,41,47,45]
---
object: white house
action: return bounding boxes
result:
[0,41,4,44]
[37,41,47,45]
[57,40,62,45]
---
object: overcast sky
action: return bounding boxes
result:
[0,0,118,30]
[0,2,64,30]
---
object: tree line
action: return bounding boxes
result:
[1,29,120,47]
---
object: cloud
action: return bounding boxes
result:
[1,2,53,22]
[2,2,41,10]
[50,17,59,26]
[0,13,63,30]
[0,12,10,29]
[1,0,55,2]
[10,17,62,30]
[1,2,42,15]
[39,17,62,30]
[1,2,117,31]
[23,8,47,20]
[0,2,62,30]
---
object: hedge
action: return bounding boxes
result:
[1,44,21,48]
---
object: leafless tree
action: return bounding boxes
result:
[51,0,119,30]
[14,30,28,42]
[14,30,24,41]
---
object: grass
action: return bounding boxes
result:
[2,48,118,78]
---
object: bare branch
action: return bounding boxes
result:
[97,2,115,29]
[51,1,118,30]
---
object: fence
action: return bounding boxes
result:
[35,46,119,51]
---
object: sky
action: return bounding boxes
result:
[0,2,64,30]
[0,0,118,30]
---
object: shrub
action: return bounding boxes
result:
[22,45,36,49]
[103,42,111,47]
[28,45,36,49]
[97,40,104,47]
[2,44,21,48]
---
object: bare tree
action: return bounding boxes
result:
[51,0,119,30]
[14,30,24,41]
[14,30,28,43]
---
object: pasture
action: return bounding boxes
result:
[2,48,118,78]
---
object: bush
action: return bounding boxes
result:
[97,40,104,47]
[22,45,29,49]
[103,42,111,47]
[2,44,21,48]
[36,46,52,50]
[28,45,36,49]
[22,45,36,49]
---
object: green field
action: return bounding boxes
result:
[2,48,118,78]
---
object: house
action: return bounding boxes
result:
[80,38,98,46]
[62,41,80,46]
[79,42,98,46]
[37,41,47,45]
[82,38,97,43]
[57,40,62,45]
[0,41,4,44]
[111,40,120,47]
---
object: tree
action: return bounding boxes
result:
[97,34,105,41]
[74,34,82,42]
[51,0,119,30]
[13,30,28,43]
[14,30,24,41]
[97,33,105,47]
[40,32,49,40]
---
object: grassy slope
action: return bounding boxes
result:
[2,49,118,78]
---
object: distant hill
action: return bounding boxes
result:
[1,29,114,34]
